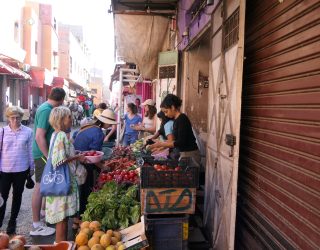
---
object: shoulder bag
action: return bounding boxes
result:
[40,132,71,196]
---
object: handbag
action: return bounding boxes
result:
[40,132,71,196]
[75,163,87,185]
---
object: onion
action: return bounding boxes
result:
[8,238,24,250]
[0,233,10,249]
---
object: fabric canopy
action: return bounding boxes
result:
[29,67,54,88]
[114,14,170,79]
[52,77,65,87]
[0,60,31,80]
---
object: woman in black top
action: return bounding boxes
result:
[149,94,200,165]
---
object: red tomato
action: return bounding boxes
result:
[175,166,182,171]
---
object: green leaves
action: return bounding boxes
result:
[81,181,140,230]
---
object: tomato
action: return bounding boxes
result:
[161,165,168,171]
[175,166,182,171]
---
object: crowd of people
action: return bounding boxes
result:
[0,87,200,243]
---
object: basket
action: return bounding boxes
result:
[141,160,199,188]
[145,214,189,250]
[84,151,104,163]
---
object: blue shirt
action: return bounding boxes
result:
[164,120,174,136]
[124,114,142,135]
[73,126,104,151]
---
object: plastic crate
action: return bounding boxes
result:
[145,214,189,250]
[141,159,199,188]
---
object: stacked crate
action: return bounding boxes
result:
[140,158,199,250]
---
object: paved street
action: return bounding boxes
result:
[0,122,78,244]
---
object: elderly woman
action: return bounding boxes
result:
[46,106,84,242]
[0,106,34,234]
[73,109,118,225]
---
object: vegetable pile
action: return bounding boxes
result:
[111,146,132,159]
[82,181,140,230]
[103,157,136,171]
[97,169,139,187]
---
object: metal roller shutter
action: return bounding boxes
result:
[236,0,320,249]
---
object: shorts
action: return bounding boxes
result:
[34,157,46,183]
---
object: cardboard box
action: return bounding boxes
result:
[141,187,196,214]
[120,217,149,250]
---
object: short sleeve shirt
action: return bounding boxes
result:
[164,120,174,136]
[32,102,54,159]
[124,114,142,134]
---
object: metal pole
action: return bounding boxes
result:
[116,69,124,146]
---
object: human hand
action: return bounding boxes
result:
[78,154,87,163]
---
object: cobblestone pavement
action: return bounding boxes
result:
[0,122,79,244]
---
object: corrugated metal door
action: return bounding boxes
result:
[236,0,320,249]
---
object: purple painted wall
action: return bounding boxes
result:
[178,0,218,50]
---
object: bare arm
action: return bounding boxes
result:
[104,124,116,142]
[35,128,49,158]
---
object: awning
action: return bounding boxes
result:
[0,60,31,80]
[52,77,65,87]
[114,14,170,79]
[29,67,53,88]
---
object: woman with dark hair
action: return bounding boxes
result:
[149,94,200,164]
[149,111,173,141]
[123,103,142,146]
[92,102,107,119]
[133,99,157,138]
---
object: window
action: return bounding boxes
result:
[91,88,97,94]
[69,56,73,73]
[14,21,19,42]
[35,41,38,54]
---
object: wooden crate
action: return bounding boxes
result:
[141,187,196,214]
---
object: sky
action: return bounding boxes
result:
[35,0,115,79]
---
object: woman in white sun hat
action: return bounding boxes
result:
[132,99,157,138]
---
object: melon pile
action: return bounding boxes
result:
[75,221,125,250]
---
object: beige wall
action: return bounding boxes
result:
[181,31,211,136]
[89,80,103,105]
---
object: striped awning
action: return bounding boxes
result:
[0,60,31,80]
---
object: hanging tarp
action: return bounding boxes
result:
[114,14,170,79]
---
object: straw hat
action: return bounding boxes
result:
[97,109,118,125]
[141,99,155,106]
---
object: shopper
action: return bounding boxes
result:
[133,99,157,138]
[0,106,34,234]
[31,87,66,236]
[149,94,200,164]
[73,109,118,225]
[92,102,107,119]
[46,106,83,243]
[122,103,142,146]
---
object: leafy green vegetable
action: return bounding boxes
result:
[81,181,140,230]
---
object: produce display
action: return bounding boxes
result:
[110,146,132,159]
[97,169,139,187]
[130,139,144,153]
[0,233,26,250]
[153,164,182,171]
[75,221,125,250]
[82,182,140,230]
[102,157,136,171]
